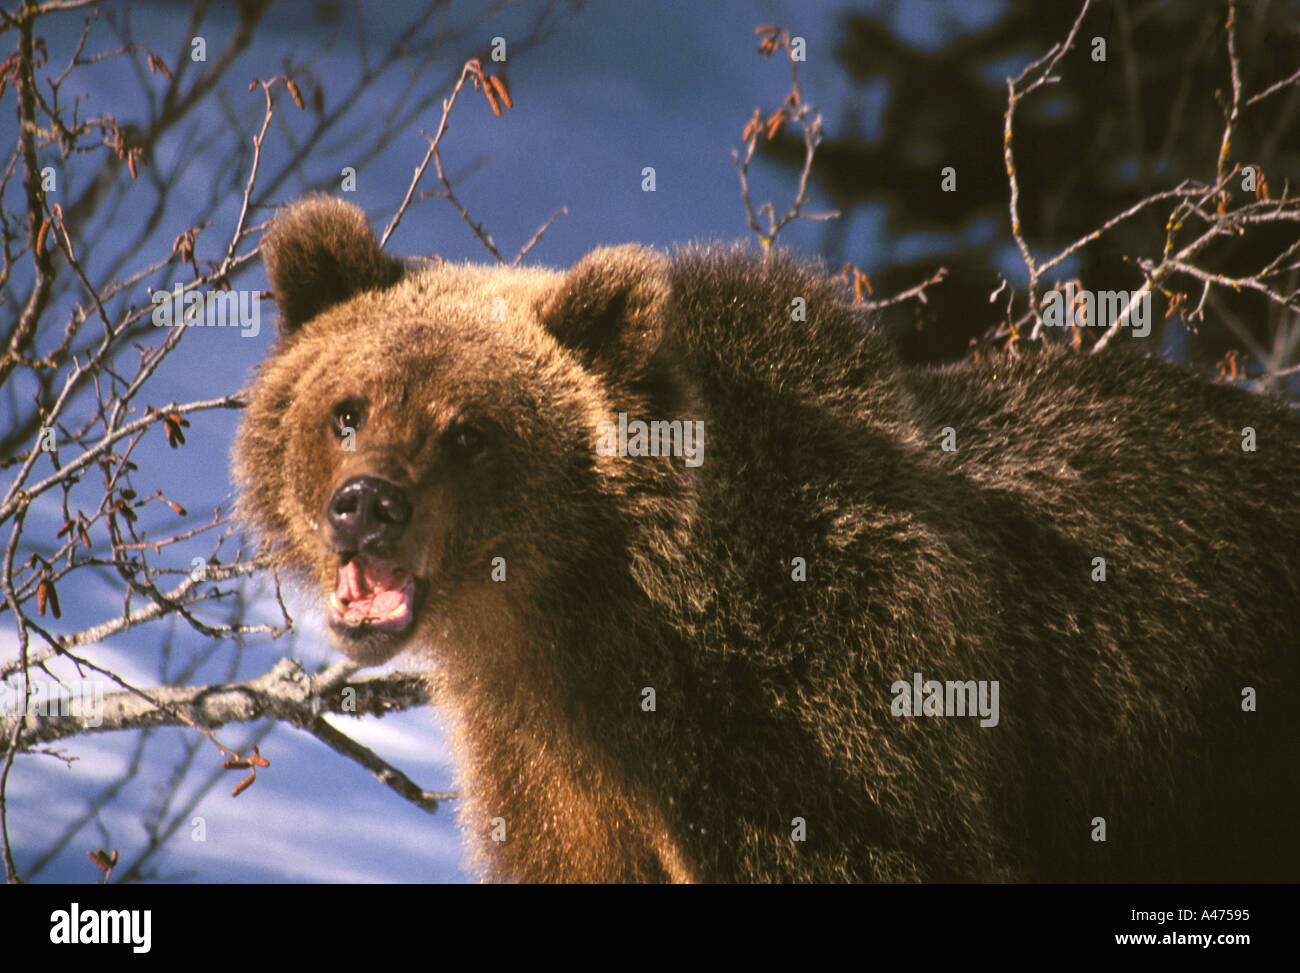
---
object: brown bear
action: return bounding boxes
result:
[234,195,1300,883]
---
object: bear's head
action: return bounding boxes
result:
[235,197,693,671]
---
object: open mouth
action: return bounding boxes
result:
[327,553,419,635]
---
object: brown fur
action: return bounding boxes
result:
[235,195,1300,882]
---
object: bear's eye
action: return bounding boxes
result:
[332,399,365,439]
[449,422,486,457]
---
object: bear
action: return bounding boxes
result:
[234,195,1300,883]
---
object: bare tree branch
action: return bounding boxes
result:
[733,25,839,253]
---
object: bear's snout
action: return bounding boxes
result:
[327,475,412,553]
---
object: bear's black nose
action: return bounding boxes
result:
[327,476,412,552]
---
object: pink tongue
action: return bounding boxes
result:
[329,555,415,632]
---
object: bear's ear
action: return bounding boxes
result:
[537,245,672,376]
[261,196,405,333]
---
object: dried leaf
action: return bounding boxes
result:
[1215,349,1244,383]
[488,75,513,110]
[855,272,873,302]
[163,412,189,448]
[146,52,173,79]
[37,577,60,618]
[87,849,117,870]
[483,82,502,118]
[171,228,196,262]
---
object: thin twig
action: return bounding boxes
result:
[733,26,839,253]
[1004,0,1092,338]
